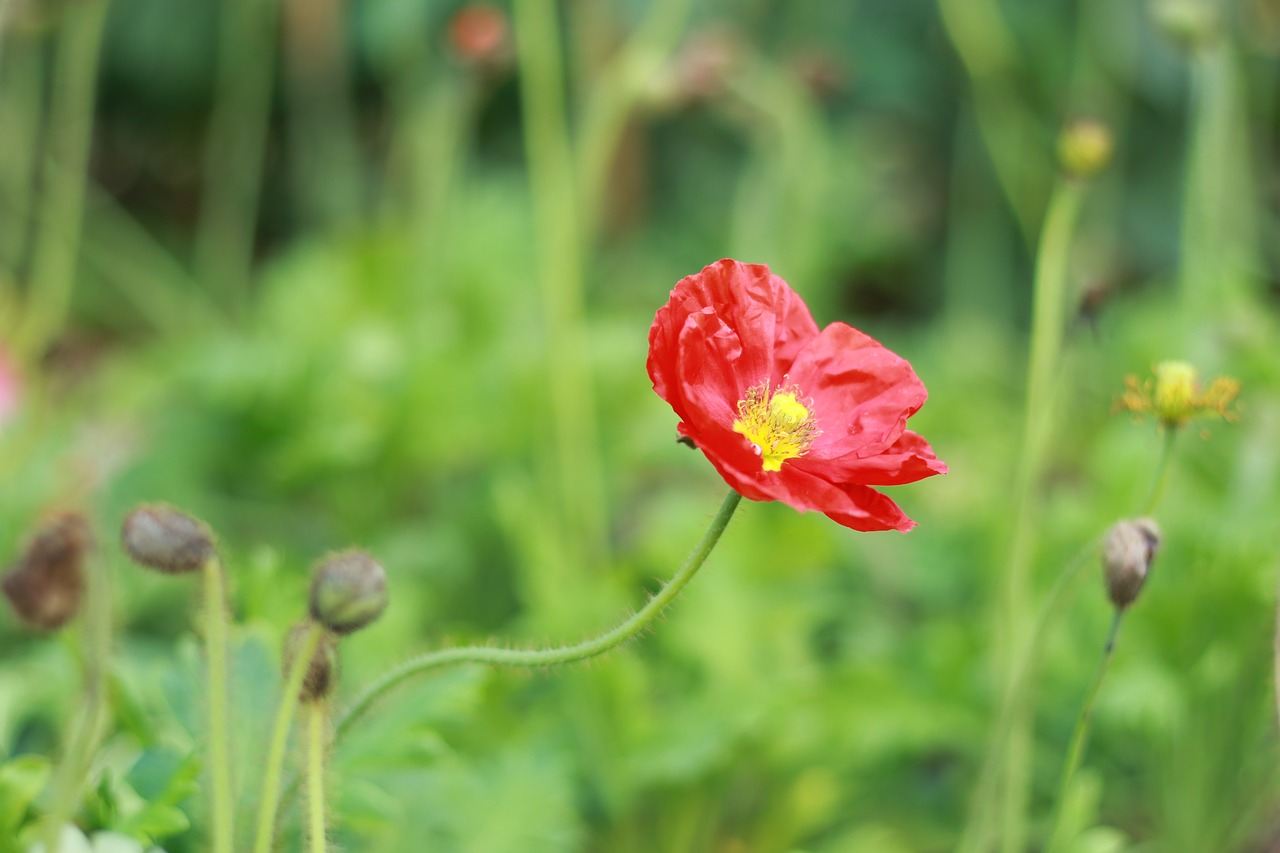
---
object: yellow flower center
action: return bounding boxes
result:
[732,381,818,472]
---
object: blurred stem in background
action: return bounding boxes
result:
[41,545,113,853]
[194,0,279,312]
[1178,33,1258,337]
[937,0,1048,250]
[984,172,1087,853]
[575,0,693,247]
[12,0,109,363]
[280,0,365,231]
[726,60,829,288]
[512,0,608,582]
[0,31,43,320]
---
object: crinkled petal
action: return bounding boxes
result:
[796,430,947,486]
[787,322,929,460]
[648,259,818,411]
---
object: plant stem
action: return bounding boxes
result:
[1045,608,1125,853]
[332,490,742,748]
[512,0,609,575]
[993,176,1084,853]
[1140,426,1177,517]
[253,623,324,853]
[306,702,328,853]
[41,552,113,853]
[194,0,278,311]
[13,0,109,362]
[203,558,235,853]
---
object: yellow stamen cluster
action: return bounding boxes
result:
[1117,360,1240,428]
[732,380,818,471]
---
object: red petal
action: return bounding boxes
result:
[647,259,819,407]
[787,323,929,460]
[771,465,918,531]
[796,430,947,486]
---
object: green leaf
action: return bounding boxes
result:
[0,755,52,849]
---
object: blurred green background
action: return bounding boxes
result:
[2,0,1279,850]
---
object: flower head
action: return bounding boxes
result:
[647,259,947,532]
[1116,360,1239,429]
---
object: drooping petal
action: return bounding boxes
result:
[786,322,929,461]
[770,464,917,532]
[797,430,947,486]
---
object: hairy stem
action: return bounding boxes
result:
[203,558,235,853]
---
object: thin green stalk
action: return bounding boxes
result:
[194,0,278,310]
[202,559,234,853]
[1045,609,1125,853]
[306,703,328,853]
[1139,427,1177,516]
[575,0,693,245]
[41,554,113,853]
[13,0,109,361]
[994,177,1085,853]
[332,490,742,748]
[512,0,609,575]
[253,623,323,853]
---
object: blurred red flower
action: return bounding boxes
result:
[648,259,946,532]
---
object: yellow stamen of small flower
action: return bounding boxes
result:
[1116,360,1240,428]
[732,381,818,472]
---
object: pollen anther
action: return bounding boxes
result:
[732,379,818,472]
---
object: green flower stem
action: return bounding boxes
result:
[253,623,324,853]
[512,0,609,573]
[13,0,109,362]
[194,0,278,310]
[994,176,1085,853]
[1140,427,1178,516]
[956,537,1102,853]
[1045,608,1125,853]
[41,554,113,853]
[202,558,235,853]
[332,490,743,748]
[575,0,693,246]
[306,702,328,853]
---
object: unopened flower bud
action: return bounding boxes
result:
[1058,119,1114,179]
[1102,518,1160,609]
[122,504,215,575]
[283,622,338,703]
[2,514,91,630]
[308,550,387,635]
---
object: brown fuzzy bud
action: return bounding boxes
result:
[308,550,387,635]
[122,504,215,575]
[1103,518,1160,609]
[283,622,339,703]
[2,514,91,630]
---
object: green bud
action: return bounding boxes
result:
[308,550,388,635]
[2,514,91,631]
[122,504,215,575]
[1058,119,1114,179]
[1102,518,1160,610]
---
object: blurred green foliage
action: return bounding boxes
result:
[2,0,1279,851]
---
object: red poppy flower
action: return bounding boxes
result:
[647,259,946,532]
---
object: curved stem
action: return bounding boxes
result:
[306,703,328,853]
[253,622,323,853]
[1045,609,1125,853]
[203,558,235,853]
[332,490,742,748]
